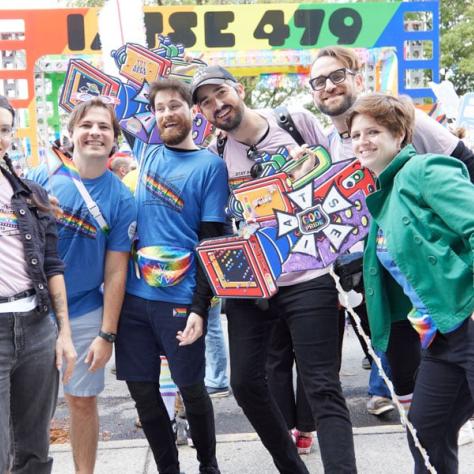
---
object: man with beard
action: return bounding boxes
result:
[115,79,228,474]
[309,46,474,419]
[192,66,357,474]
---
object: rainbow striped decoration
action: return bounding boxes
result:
[51,147,82,182]
[407,308,437,349]
[135,245,193,287]
[172,307,188,318]
[143,174,184,212]
[159,355,177,421]
[58,210,97,239]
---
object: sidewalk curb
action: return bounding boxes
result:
[50,424,407,453]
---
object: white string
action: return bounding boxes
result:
[329,267,437,474]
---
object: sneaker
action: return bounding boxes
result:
[175,417,194,448]
[296,433,314,455]
[458,420,474,446]
[366,396,395,416]
[362,357,371,370]
[206,386,230,398]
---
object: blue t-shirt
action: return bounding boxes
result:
[375,228,460,348]
[126,143,228,304]
[28,166,137,318]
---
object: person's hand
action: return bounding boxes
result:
[176,312,204,346]
[288,145,317,180]
[471,311,474,321]
[56,330,77,384]
[48,195,63,218]
[173,53,205,74]
[85,337,113,372]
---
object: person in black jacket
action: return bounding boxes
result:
[0,95,76,474]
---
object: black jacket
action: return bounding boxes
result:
[1,167,64,313]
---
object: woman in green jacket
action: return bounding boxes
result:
[347,93,474,473]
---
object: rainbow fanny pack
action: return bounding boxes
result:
[134,245,194,288]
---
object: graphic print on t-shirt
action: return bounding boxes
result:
[57,205,97,239]
[0,203,19,237]
[142,171,184,212]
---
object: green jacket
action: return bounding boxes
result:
[363,145,474,351]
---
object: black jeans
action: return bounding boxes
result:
[266,318,316,432]
[127,381,219,474]
[407,317,474,474]
[386,320,421,396]
[227,274,357,474]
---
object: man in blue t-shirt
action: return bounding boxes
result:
[29,99,137,473]
[115,79,228,474]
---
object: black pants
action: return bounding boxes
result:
[266,318,316,432]
[386,320,421,396]
[345,302,373,364]
[127,381,219,474]
[407,317,474,473]
[227,274,357,474]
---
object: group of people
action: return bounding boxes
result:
[0,44,472,474]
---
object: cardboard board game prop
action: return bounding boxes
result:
[196,147,375,298]
[59,35,212,147]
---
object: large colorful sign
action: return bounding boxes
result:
[0,2,439,159]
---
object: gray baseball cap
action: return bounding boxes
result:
[191,65,237,104]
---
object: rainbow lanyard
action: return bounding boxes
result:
[45,146,110,235]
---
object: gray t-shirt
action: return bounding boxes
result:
[208,107,331,286]
[328,108,458,162]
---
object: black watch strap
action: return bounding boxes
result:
[98,330,116,343]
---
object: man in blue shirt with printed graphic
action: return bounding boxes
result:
[28,99,137,474]
[115,79,228,474]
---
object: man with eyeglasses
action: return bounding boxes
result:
[192,65,357,474]
[309,46,474,420]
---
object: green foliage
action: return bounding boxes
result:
[440,0,474,95]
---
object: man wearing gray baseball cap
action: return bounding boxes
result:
[192,65,357,474]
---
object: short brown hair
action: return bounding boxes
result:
[314,47,362,72]
[346,93,415,147]
[67,98,121,140]
[148,79,193,110]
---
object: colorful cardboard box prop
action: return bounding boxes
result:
[196,148,375,298]
[59,35,213,147]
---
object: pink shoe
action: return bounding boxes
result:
[296,433,314,455]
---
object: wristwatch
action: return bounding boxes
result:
[98,330,116,343]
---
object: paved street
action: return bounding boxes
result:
[54,315,401,441]
[51,314,474,473]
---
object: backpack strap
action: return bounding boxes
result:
[274,105,305,146]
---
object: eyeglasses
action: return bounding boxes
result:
[309,68,355,91]
[0,126,13,138]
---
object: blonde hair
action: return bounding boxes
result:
[314,47,362,72]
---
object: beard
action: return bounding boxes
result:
[212,103,244,132]
[158,116,192,146]
[316,93,356,117]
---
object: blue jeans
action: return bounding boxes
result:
[0,308,59,474]
[205,301,229,389]
[368,350,392,399]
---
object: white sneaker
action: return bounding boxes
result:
[458,420,474,446]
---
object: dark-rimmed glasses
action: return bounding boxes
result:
[309,68,355,91]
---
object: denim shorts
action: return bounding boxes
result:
[115,293,205,388]
[62,306,105,397]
